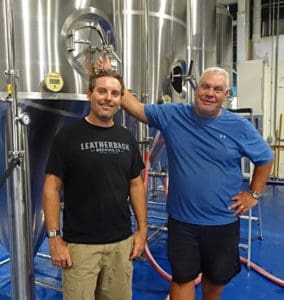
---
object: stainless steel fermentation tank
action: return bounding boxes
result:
[0,0,232,292]
[0,0,117,258]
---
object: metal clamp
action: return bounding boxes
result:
[4,69,20,78]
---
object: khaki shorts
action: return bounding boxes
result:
[63,235,133,300]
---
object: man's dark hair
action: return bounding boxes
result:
[89,69,125,95]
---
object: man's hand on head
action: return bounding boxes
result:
[95,55,112,71]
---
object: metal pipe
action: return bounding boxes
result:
[142,0,149,103]
[36,252,51,259]
[141,0,150,152]
[269,0,275,140]
[147,201,166,206]
[273,0,280,139]
[35,280,63,292]
[4,0,18,150]
[186,0,194,103]
[7,112,35,300]
[237,0,250,62]
[0,258,10,266]
[268,0,273,36]
[0,257,62,293]
[147,228,163,242]
[113,0,126,127]
[133,0,150,159]
[4,0,35,299]
[276,113,282,178]
[252,0,261,42]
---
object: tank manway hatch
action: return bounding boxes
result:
[61,7,119,78]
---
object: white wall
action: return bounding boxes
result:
[252,35,284,178]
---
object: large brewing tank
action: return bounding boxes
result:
[217,4,233,83]
[0,0,232,259]
[114,0,189,172]
[217,4,233,109]
[0,0,115,94]
[117,0,188,105]
[189,0,217,82]
[0,0,116,255]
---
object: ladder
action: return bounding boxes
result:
[228,108,264,268]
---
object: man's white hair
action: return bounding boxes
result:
[199,67,230,90]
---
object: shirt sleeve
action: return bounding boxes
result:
[129,134,145,179]
[45,129,68,179]
[144,103,176,131]
[241,120,274,165]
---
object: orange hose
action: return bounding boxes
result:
[144,243,202,285]
[143,150,151,189]
[239,256,284,287]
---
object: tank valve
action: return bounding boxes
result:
[158,95,172,104]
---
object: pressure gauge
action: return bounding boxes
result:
[43,72,64,92]
[21,113,31,125]
[17,113,31,126]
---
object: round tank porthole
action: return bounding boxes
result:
[169,60,187,94]
[171,66,183,93]
[61,7,117,78]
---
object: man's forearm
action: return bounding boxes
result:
[129,176,147,233]
[43,174,62,231]
[250,160,273,194]
[122,89,148,123]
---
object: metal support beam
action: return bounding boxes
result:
[237,0,250,62]
[4,0,35,299]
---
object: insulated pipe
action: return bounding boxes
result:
[3,0,35,299]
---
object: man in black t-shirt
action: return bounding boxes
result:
[43,70,147,300]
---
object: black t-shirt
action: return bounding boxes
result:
[46,118,144,244]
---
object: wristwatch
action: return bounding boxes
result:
[249,190,261,200]
[47,229,60,238]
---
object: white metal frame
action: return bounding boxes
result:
[239,161,264,268]
[231,107,264,268]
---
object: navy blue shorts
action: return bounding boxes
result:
[167,217,241,285]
